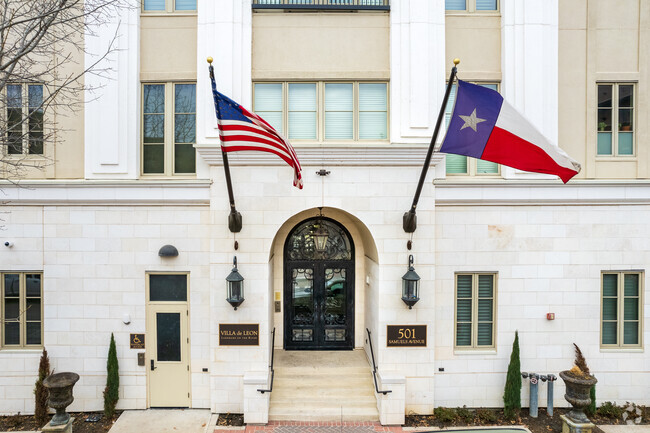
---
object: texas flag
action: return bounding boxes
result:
[440,80,581,183]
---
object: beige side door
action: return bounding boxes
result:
[146,273,191,407]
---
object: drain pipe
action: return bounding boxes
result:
[521,372,540,418]
[541,374,557,416]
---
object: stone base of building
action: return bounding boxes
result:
[561,414,595,433]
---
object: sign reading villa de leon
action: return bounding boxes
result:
[386,325,427,347]
[219,324,260,346]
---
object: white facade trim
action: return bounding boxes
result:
[84,4,140,178]
[390,0,446,144]
[501,0,559,181]
[0,180,211,205]
[435,181,650,205]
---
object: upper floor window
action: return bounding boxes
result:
[455,273,496,350]
[444,83,499,175]
[252,0,390,11]
[4,84,43,156]
[597,83,635,156]
[253,82,388,142]
[445,0,498,12]
[601,271,643,348]
[2,272,43,348]
[142,82,196,176]
[143,0,196,12]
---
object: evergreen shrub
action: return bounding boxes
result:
[103,333,119,418]
[503,330,521,420]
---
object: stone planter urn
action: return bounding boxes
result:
[559,370,597,423]
[42,372,80,426]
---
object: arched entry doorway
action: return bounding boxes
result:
[283,217,354,350]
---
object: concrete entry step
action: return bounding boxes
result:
[108,409,211,433]
[269,349,379,422]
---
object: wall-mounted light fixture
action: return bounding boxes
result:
[312,207,329,252]
[158,245,179,257]
[401,254,420,309]
[226,256,245,310]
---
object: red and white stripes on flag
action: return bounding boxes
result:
[210,83,303,189]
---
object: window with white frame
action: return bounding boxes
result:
[455,273,496,349]
[253,82,388,142]
[4,84,44,156]
[601,271,643,348]
[445,0,498,12]
[2,273,43,348]
[597,83,635,156]
[444,83,499,175]
[142,0,196,12]
[142,83,196,176]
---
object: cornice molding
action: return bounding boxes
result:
[195,145,443,167]
[0,180,212,206]
[434,180,650,206]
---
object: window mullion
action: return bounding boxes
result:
[165,83,173,176]
[618,273,624,347]
[20,273,25,347]
[354,82,359,141]
[613,85,619,156]
[22,85,29,155]
[472,274,478,348]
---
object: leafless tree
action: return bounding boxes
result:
[0,0,130,180]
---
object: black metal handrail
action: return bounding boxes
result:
[252,0,390,11]
[257,327,276,393]
[366,328,391,395]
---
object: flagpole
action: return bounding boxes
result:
[208,57,242,233]
[403,58,460,233]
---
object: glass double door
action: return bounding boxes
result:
[284,262,354,350]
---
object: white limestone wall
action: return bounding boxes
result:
[206,162,437,415]
[0,204,212,414]
[433,195,650,408]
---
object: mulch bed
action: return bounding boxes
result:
[406,407,648,433]
[0,411,121,433]
[217,413,245,427]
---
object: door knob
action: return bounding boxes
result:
[150,359,156,371]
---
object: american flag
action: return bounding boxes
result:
[209,75,303,189]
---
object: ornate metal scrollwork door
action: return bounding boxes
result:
[284,217,355,350]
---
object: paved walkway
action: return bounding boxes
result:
[107,409,211,433]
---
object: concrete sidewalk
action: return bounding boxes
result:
[599,426,650,433]
[107,409,211,433]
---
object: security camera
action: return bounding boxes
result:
[4,242,13,248]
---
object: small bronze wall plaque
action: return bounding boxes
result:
[386,325,427,347]
[219,324,259,346]
[130,333,145,349]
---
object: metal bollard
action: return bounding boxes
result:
[521,372,540,418]
[545,374,557,416]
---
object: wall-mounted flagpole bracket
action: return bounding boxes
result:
[403,58,460,233]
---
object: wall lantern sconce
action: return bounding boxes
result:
[158,245,179,257]
[226,256,245,310]
[312,207,329,252]
[401,254,420,309]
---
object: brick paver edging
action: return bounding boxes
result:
[214,422,405,433]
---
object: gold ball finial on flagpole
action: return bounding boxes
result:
[453,58,460,66]
[207,56,213,64]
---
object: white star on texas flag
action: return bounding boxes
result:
[458,108,486,132]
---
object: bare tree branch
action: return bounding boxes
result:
[0,0,134,180]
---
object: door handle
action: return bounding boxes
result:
[150,359,156,371]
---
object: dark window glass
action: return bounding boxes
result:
[7,85,22,154]
[143,84,165,174]
[156,312,181,361]
[4,274,20,296]
[4,322,20,345]
[26,322,41,345]
[26,274,41,297]
[28,85,44,154]
[149,274,187,301]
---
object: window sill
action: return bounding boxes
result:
[445,11,501,17]
[140,12,197,17]
[0,348,43,354]
[140,174,198,179]
[599,348,644,353]
[595,156,637,160]
[453,349,497,355]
